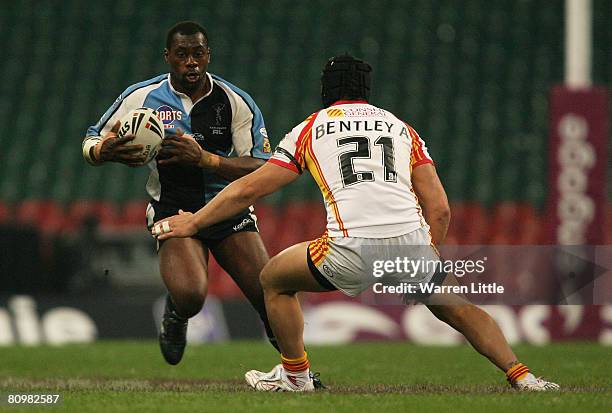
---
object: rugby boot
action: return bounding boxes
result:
[159,294,188,365]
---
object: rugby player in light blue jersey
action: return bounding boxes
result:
[82,23,315,382]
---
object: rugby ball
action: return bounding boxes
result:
[117,107,164,164]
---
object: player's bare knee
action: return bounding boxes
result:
[170,288,207,318]
[261,251,286,288]
[175,297,205,318]
[259,263,276,292]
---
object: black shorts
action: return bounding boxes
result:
[146,202,258,249]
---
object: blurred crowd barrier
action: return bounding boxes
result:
[0,199,611,295]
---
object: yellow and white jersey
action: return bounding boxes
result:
[270,100,434,238]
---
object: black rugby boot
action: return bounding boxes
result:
[159,294,188,365]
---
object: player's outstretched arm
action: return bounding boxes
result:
[411,163,450,244]
[153,162,298,240]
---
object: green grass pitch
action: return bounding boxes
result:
[0,341,610,412]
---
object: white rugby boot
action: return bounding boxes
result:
[512,373,560,391]
[245,364,315,392]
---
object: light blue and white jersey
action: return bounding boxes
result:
[84,73,271,209]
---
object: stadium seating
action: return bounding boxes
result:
[0,202,10,224]
[0,1,610,254]
[5,198,607,242]
[607,203,612,244]
[117,200,149,228]
[65,201,120,231]
[15,200,65,234]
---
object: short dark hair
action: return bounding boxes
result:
[166,21,209,49]
[321,54,372,107]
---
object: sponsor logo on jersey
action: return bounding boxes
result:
[260,127,269,138]
[263,137,271,153]
[326,108,344,117]
[212,103,225,125]
[343,107,387,117]
[156,105,183,128]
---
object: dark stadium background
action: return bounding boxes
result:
[0,0,610,345]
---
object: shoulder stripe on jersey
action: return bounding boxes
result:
[403,121,433,169]
[236,93,256,155]
[295,111,321,160]
[93,75,167,136]
[275,147,303,174]
[122,74,167,101]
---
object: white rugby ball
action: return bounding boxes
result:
[117,107,164,164]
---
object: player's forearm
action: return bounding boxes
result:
[199,152,266,181]
[423,206,451,245]
[192,176,261,229]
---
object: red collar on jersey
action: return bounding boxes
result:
[329,99,368,106]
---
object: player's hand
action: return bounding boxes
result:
[97,121,147,166]
[152,210,198,240]
[157,129,203,166]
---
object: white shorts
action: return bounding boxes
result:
[307,227,443,297]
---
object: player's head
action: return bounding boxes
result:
[321,54,372,107]
[164,21,211,93]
